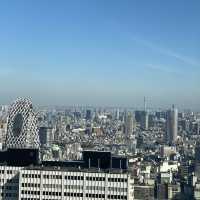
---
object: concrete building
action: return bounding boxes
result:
[0,149,133,200]
[39,126,53,147]
[140,111,148,130]
[160,146,177,159]
[124,112,134,137]
[155,183,181,200]
[166,105,178,145]
[0,165,22,200]
[19,167,132,200]
[115,109,120,120]
[86,109,92,121]
[134,185,154,200]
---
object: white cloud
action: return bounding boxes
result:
[130,36,200,68]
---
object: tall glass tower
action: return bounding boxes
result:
[166,105,178,145]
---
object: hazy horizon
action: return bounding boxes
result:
[0,0,200,110]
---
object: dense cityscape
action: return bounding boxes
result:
[0,97,200,199]
[0,0,199,199]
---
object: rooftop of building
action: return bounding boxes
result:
[0,148,128,173]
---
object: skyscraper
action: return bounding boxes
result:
[115,108,120,120]
[124,112,134,137]
[5,98,40,149]
[166,105,178,145]
[39,126,53,147]
[141,97,149,130]
[141,111,149,130]
[86,109,92,121]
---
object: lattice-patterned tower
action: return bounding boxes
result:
[5,98,40,149]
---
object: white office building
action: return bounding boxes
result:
[0,165,133,200]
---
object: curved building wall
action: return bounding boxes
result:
[5,98,40,149]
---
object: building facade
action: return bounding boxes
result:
[166,105,178,145]
[5,98,40,149]
[0,165,132,200]
[124,112,134,137]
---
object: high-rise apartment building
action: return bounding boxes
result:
[115,108,120,120]
[39,126,53,147]
[124,112,134,137]
[86,109,92,121]
[166,105,178,145]
[140,111,149,130]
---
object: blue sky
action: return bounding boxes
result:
[0,0,200,109]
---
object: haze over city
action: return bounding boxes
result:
[1,1,200,199]
[0,0,200,109]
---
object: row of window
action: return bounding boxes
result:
[6,170,14,174]
[43,175,62,179]
[86,193,105,198]
[22,174,84,180]
[21,191,127,199]
[22,192,106,198]
[65,175,84,180]
[22,174,41,179]
[108,195,127,199]
[64,192,83,197]
[0,170,14,174]
[108,178,127,182]
[0,170,18,174]
[86,186,105,191]
[86,176,105,181]
[22,199,59,200]
[22,183,63,189]
[22,183,40,188]
[65,176,114,182]
[21,190,40,195]
[43,191,61,196]
[22,174,127,183]
[63,193,127,199]
[21,198,39,200]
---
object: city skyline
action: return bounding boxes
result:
[0,0,200,109]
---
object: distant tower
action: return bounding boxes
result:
[125,112,133,137]
[115,109,120,120]
[141,97,149,130]
[39,126,53,147]
[86,109,92,121]
[166,105,178,145]
[141,111,149,130]
[5,98,40,149]
[144,96,147,112]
